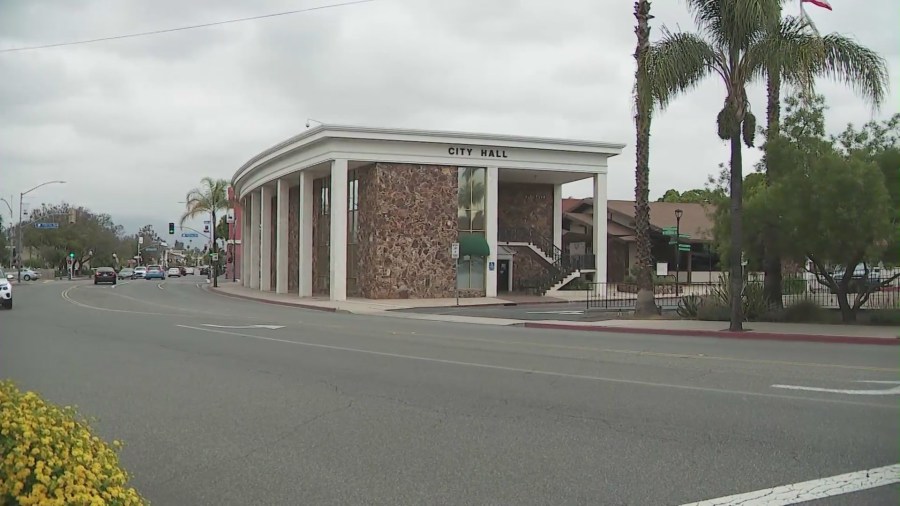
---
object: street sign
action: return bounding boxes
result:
[210,253,219,261]
[451,242,460,259]
[143,247,158,252]
[33,222,59,229]
[181,232,199,238]
[678,244,691,251]
[138,237,144,245]
[226,209,235,223]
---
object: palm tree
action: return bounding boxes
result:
[650,0,832,330]
[632,0,657,316]
[181,177,229,287]
[760,2,887,308]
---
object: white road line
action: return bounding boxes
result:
[201,324,285,330]
[680,463,900,505]
[526,310,584,315]
[173,325,898,409]
[772,381,900,396]
[157,282,165,290]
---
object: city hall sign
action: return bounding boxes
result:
[447,146,510,159]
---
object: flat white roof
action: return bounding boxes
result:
[232,123,626,197]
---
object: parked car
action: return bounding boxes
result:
[830,264,882,294]
[144,265,166,280]
[117,268,135,280]
[167,267,182,277]
[0,268,13,309]
[94,267,117,285]
[133,266,148,279]
[199,265,210,276]
[179,266,187,276]
[185,267,195,275]
[18,268,41,281]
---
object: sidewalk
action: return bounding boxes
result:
[210,283,899,345]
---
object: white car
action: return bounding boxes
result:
[18,268,40,281]
[133,266,147,279]
[166,267,182,277]
[0,268,13,309]
[185,267,195,275]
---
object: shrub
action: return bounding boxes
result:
[705,274,771,321]
[782,277,807,295]
[0,381,146,506]
[677,294,703,318]
[697,301,731,321]
[782,299,830,323]
[867,309,900,326]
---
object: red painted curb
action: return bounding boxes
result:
[209,287,337,313]
[522,322,900,346]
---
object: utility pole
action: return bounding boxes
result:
[17,181,65,282]
[0,197,13,269]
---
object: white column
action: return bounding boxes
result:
[553,183,563,252]
[260,185,273,291]
[298,171,314,297]
[485,166,499,298]
[329,159,348,301]
[275,179,290,294]
[593,172,608,283]
[241,197,250,287]
[249,190,261,289]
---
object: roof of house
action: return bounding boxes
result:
[562,198,583,213]
[606,200,715,242]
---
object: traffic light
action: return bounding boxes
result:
[168,222,175,234]
[69,252,75,259]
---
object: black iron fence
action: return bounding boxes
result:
[586,274,900,311]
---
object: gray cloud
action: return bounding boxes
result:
[1,0,896,237]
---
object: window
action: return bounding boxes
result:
[457,167,487,290]
[347,170,359,295]
[314,176,331,293]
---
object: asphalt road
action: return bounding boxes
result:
[394,300,658,321]
[2,277,898,505]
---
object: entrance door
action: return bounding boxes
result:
[498,259,510,293]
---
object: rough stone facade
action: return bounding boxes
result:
[356,163,458,299]
[508,246,550,292]
[288,185,299,292]
[498,182,553,242]
[608,238,628,282]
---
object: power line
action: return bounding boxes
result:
[0,0,376,54]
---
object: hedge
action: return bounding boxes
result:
[0,381,146,506]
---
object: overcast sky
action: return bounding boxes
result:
[1,0,897,235]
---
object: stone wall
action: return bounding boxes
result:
[508,246,550,292]
[357,163,458,299]
[498,182,554,242]
[288,185,299,292]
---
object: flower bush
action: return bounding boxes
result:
[0,381,146,505]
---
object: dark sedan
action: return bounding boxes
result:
[94,267,117,285]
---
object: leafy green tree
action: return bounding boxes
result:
[760,1,888,309]
[758,94,897,322]
[181,177,229,287]
[21,203,125,272]
[649,0,842,330]
[657,188,722,204]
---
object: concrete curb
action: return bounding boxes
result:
[208,287,337,313]
[522,322,900,346]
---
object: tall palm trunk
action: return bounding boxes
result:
[633,0,657,316]
[762,70,783,308]
[728,132,744,331]
[211,210,218,288]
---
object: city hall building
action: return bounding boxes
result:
[233,124,624,301]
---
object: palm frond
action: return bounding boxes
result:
[744,15,819,91]
[179,177,230,226]
[686,0,780,51]
[818,33,889,109]
[648,29,718,108]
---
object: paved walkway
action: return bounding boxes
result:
[211,283,899,344]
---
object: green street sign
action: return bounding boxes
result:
[678,244,691,251]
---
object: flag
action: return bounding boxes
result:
[802,0,832,10]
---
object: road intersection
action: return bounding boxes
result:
[2,278,897,504]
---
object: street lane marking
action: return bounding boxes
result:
[526,310,584,315]
[157,282,165,290]
[201,324,285,330]
[174,325,899,409]
[772,380,900,396]
[680,463,900,505]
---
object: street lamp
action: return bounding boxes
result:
[18,180,66,281]
[0,197,13,269]
[674,208,683,296]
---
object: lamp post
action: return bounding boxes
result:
[675,208,683,297]
[0,197,13,269]
[18,180,66,282]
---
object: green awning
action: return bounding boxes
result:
[459,233,490,257]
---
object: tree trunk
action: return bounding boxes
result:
[211,210,218,288]
[632,0,657,317]
[762,68,783,309]
[729,132,744,331]
[836,287,856,323]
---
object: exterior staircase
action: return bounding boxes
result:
[499,227,595,296]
